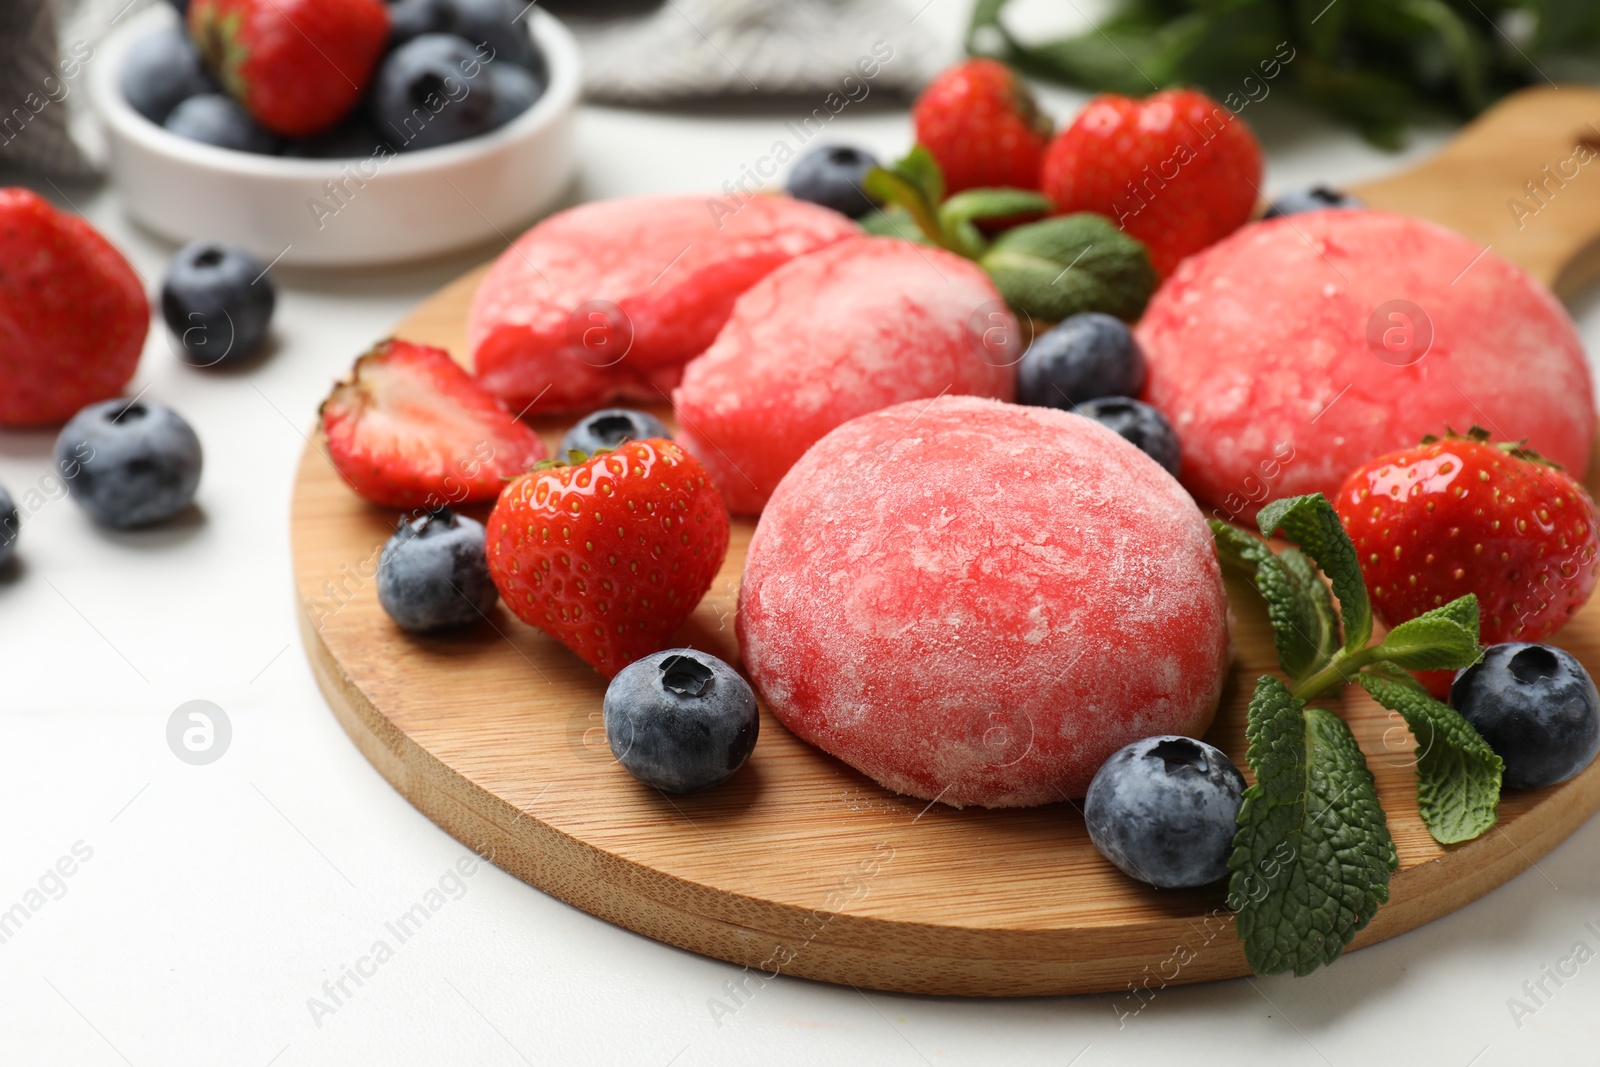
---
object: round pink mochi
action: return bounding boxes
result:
[737,395,1231,808]
[1138,209,1594,524]
[673,235,1017,515]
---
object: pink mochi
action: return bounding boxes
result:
[468,195,859,414]
[673,236,1018,514]
[738,395,1231,808]
[1138,209,1594,524]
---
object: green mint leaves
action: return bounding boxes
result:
[1215,492,1500,976]
[1230,677,1397,977]
[1256,494,1372,653]
[858,148,1156,323]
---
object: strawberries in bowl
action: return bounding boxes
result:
[189,0,390,138]
[485,440,730,678]
[319,339,548,510]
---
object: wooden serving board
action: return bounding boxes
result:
[291,86,1600,996]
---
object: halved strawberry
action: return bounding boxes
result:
[320,338,548,510]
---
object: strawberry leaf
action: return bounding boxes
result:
[1372,594,1483,672]
[1212,521,1339,681]
[1257,493,1372,654]
[1356,671,1502,845]
[1229,676,1398,977]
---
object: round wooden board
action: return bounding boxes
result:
[291,263,1600,996]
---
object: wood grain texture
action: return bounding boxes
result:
[291,86,1600,996]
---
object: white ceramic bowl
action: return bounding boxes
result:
[90,4,579,266]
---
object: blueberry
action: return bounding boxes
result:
[387,0,451,49]
[785,144,880,219]
[603,650,759,793]
[1084,736,1245,888]
[161,242,276,367]
[1452,643,1600,790]
[1263,186,1363,219]
[1018,313,1146,410]
[0,485,17,569]
[55,400,203,528]
[559,408,670,456]
[164,95,279,154]
[448,0,541,71]
[487,63,544,130]
[377,509,498,634]
[1073,397,1180,476]
[120,25,214,125]
[372,34,497,151]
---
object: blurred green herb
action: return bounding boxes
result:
[967,0,1600,147]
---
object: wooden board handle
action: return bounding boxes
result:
[1351,85,1600,300]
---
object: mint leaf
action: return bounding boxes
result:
[1230,676,1397,977]
[1211,521,1339,680]
[895,144,945,207]
[939,189,1052,227]
[859,204,937,246]
[1356,671,1502,845]
[861,167,943,248]
[1257,494,1372,653]
[1372,594,1483,672]
[978,213,1156,322]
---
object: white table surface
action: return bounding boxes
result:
[7,3,1600,1065]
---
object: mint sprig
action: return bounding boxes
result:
[1229,676,1397,977]
[1215,492,1500,976]
[858,147,1156,322]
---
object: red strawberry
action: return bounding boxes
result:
[912,59,1052,194]
[0,188,147,427]
[1040,89,1262,279]
[1336,429,1600,697]
[485,440,730,677]
[189,0,389,137]
[320,339,548,510]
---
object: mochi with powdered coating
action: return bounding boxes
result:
[468,195,859,415]
[674,236,1018,515]
[737,395,1232,808]
[1137,209,1594,524]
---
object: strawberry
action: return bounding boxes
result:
[0,188,147,427]
[189,0,389,138]
[912,59,1052,194]
[1040,89,1261,279]
[1336,429,1600,696]
[485,440,730,677]
[320,339,548,510]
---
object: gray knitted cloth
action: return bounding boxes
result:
[551,0,941,103]
[0,0,99,179]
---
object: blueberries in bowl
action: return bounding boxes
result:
[55,400,203,528]
[372,34,498,151]
[120,23,214,124]
[603,650,759,793]
[1452,643,1600,790]
[1073,397,1181,477]
[1264,186,1362,219]
[785,144,880,219]
[1017,313,1146,410]
[377,509,498,634]
[161,242,277,368]
[164,95,279,154]
[390,0,542,72]
[1084,736,1245,889]
[560,408,671,456]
